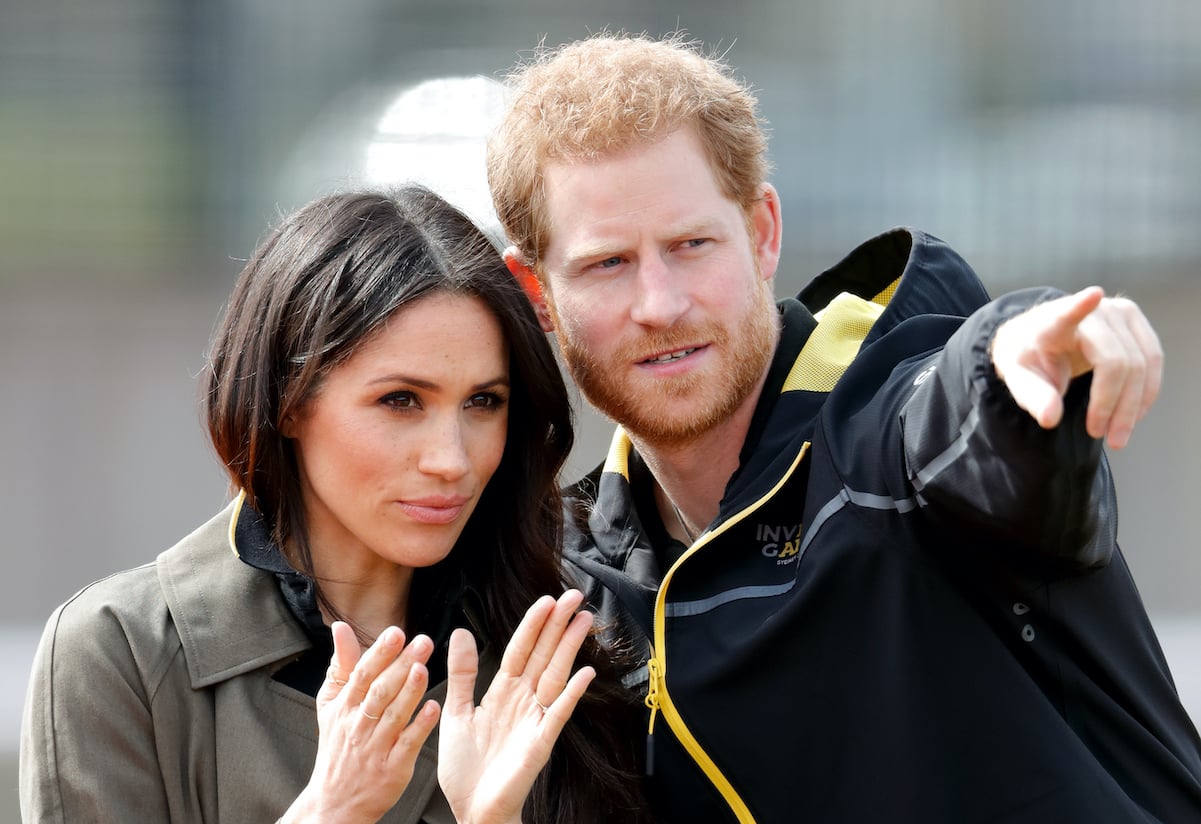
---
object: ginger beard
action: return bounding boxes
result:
[549,275,779,447]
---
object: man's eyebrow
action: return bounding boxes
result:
[670,218,720,237]
[559,219,721,267]
[561,241,622,267]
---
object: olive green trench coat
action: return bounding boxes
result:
[20,502,465,823]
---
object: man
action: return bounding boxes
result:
[487,33,1201,822]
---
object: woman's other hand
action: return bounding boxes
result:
[438,589,596,824]
[282,621,441,823]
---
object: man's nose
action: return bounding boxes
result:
[629,256,689,328]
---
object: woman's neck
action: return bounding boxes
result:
[311,555,415,645]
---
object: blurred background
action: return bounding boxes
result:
[2,0,1198,818]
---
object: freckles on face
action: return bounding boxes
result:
[285,292,511,573]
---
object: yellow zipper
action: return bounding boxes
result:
[644,441,810,823]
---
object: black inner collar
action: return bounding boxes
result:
[232,498,472,695]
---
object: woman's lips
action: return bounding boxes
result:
[396,496,469,525]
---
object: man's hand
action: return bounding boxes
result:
[990,286,1162,449]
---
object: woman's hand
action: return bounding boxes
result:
[282,622,441,824]
[438,590,597,824]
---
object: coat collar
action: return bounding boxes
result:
[156,500,310,689]
[798,226,990,346]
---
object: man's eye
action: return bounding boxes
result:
[597,256,623,269]
[683,238,707,249]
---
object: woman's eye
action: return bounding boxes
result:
[382,391,418,409]
[466,392,507,410]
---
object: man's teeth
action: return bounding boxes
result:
[646,348,697,363]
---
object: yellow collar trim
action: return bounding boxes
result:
[602,427,635,480]
[783,286,892,393]
[227,489,246,558]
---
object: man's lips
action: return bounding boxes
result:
[639,345,701,365]
[396,495,470,525]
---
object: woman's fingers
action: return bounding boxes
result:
[497,594,556,677]
[444,627,481,718]
[369,658,429,724]
[393,698,440,760]
[536,608,593,709]
[318,621,361,705]
[342,626,406,709]
[525,590,586,677]
[355,632,435,726]
[549,664,596,717]
[321,624,438,738]
[526,591,586,703]
[537,664,596,741]
[302,624,444,823]
[494,589,595,713]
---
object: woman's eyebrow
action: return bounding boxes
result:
[367,374,510,391]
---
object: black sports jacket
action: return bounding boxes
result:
[562,228,1201,823]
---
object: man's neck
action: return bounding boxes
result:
[633,366,771,543]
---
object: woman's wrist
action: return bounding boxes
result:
[280,786,371,824]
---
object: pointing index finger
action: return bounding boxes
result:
[1057,286,1105,328]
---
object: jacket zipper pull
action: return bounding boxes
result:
[644,657,663,776]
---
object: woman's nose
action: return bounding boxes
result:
[417,416,471,481]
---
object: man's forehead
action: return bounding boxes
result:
[539,132,732,255]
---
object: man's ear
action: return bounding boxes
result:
[504,246,554,332]
[750,183,784,283]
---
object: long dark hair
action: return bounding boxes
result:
[203,186,647,822]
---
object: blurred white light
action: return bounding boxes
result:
[366,75,507,238]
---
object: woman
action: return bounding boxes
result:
[19,187,648,823]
